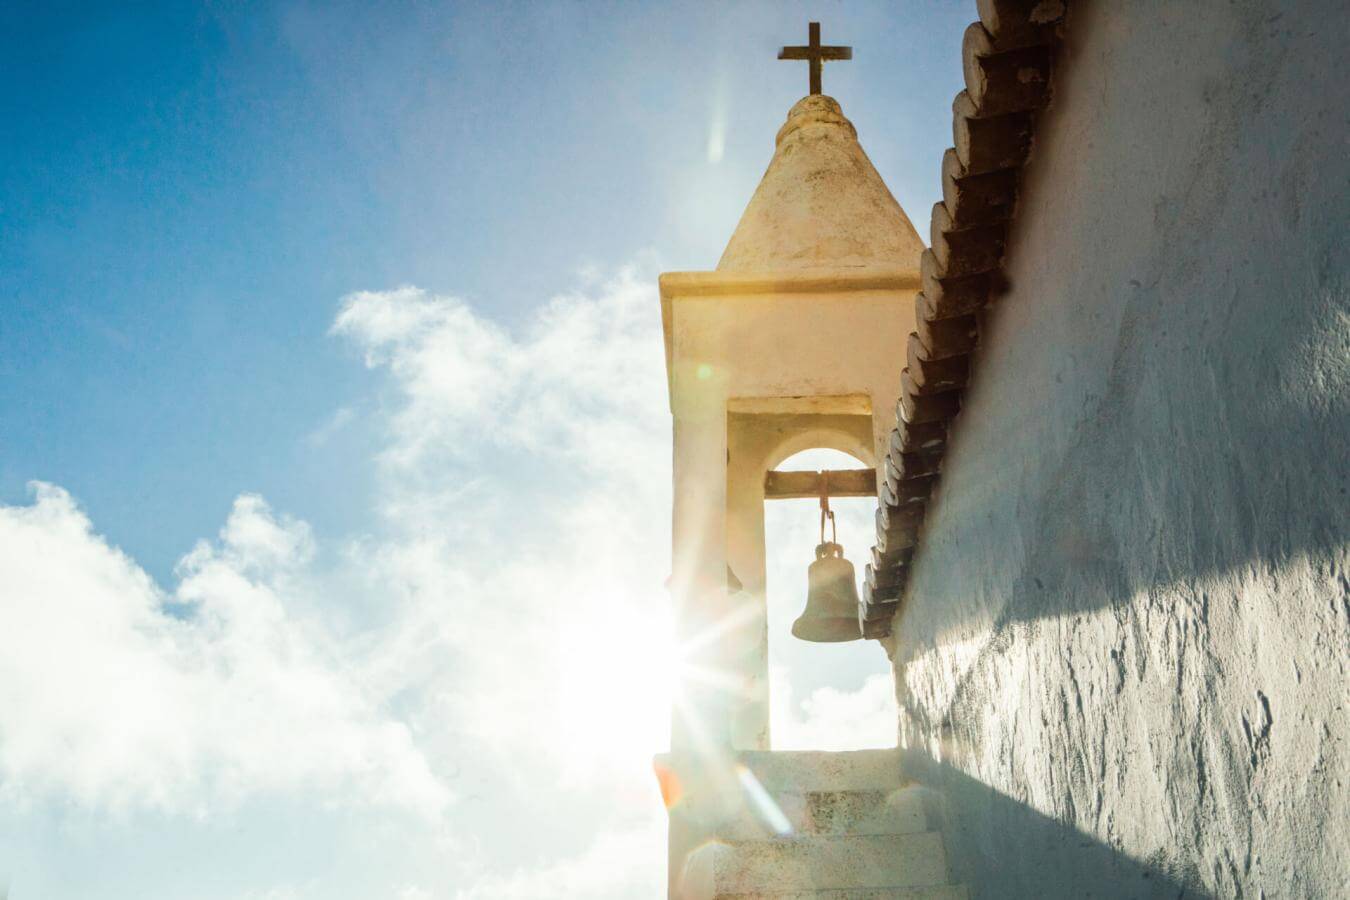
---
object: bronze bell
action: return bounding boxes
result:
[792,540,864,643]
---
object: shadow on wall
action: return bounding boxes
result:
[879,4,1346,897]
[901,750,1208,899]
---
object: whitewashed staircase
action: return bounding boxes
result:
[680,750,967,900]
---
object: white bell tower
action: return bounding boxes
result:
[657,85,929,896]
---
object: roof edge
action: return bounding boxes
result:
[660,266,921,300]
[863,0,1070,644]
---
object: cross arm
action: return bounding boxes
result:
[777,46,852,60]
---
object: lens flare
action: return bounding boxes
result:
[734,764,793,836]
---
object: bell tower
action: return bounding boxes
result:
[656,27,942,894]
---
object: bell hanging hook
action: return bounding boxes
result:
[818,469,837,546]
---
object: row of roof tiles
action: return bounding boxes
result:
[862,0,1068,638]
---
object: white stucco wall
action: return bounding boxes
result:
[891,3,1349,897]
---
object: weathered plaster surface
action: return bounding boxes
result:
[892,3,1349,897]
[718,95,925,272]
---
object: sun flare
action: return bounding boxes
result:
[552,598,678,766]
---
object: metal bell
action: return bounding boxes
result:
[791,541,863,642]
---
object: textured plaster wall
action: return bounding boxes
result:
[891,3,1349,897]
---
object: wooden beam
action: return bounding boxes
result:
[763,468,876,500]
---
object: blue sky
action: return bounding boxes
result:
[1,2,970,897]
[2,1,967,582]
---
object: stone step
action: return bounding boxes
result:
[713,888,968,900]
[683,832,950,897]
[735,749,902,793]
[721,788,928,839]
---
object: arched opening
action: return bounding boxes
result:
[763,447,897,750]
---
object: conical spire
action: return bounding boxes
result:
[717,95,924,272]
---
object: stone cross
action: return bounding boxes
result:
[778,22,852,96]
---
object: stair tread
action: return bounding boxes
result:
[735,749,902,792]
[720,787,929,839]
[713,887,968,900]
[685,831,950,894]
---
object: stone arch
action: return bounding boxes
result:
[762,424,876,475]
[721,410,881,751]
[752,415,878,499]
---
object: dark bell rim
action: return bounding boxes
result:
[791,615,864,642]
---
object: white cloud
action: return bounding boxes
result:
[0,485,448,818]
[0,261,897,897]
[771,670,899,752]
[453,818,667,900]
[329,265,675,775]
[240,888,310,900]
[332,263,668,487]
[305,406,356,447]
[325,268,676,898]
